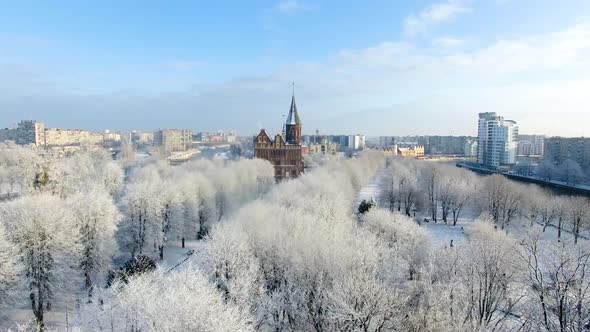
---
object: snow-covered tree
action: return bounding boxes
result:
[0,222,17,310]
[420,164,441,222]
[519,232,590,331]
[553,196,570,241]
[458,218,522,330]
[361,209,431,280]
[481,175,524,229]
[78,267,252,332]
[119,177,163,258]
[380,158,417,215]
[0,194,81,329]
[439,168,476,225]
[567,196,590,244]
[558,159,586,186]
[46,149,124,198]
[67,188,120,299]
[536,159,558,181]
[0,144,45,195]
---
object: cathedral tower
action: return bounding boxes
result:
[285,92,302,144]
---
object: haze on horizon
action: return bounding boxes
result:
[1,0,589,137]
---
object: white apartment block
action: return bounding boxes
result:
[348,134,366,151]
[477,112,519,167]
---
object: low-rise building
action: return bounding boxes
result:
[132,131,154,144]
[397,145,425,158]
[308,139,338,155]
[44,128,104,146]
[103,131,122,143]
[379,144,424,158]
[381,146,398,157]
[227,130,237,143]
[464,139,478,157]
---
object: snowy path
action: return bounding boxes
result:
[355,172,382,209]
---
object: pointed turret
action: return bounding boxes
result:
[285,90,302,144]
[285,94,301,125]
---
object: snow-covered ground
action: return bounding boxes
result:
[1,241,211,330]
[422,219,470,245]
[355,171,474,246]
[354,171,587,248]
[157,240,210,272]
[355,173,382,209]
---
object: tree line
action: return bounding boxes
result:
[380,157,590,242]
[0,145,275,330]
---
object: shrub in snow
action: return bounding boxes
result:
[106,255,157,287]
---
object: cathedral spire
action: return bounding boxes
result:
[285,83,301,126]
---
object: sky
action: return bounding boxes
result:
[1,0,589,137]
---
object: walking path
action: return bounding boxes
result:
[354,173,382,209]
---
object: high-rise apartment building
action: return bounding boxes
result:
[16,120,45,146]
[0,128,17,142]
[477,112,519,167]
[517,135,545,156]
[348,134,366,151]
[378,136,396,147]
[544,137,590,170]
[153,129,192,153]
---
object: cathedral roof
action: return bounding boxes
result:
[285,94,301,126]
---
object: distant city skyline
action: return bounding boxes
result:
[1,1,589,136]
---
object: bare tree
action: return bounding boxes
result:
[520,233,590,331]
[459,219,523,331]
[567,196,590,244]
[482,175,524,229]
[439,168,475,225]
[421,164,441,222]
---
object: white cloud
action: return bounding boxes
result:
[432,37,464,48]
[404,0,472,37]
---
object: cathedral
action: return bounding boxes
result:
[255,93,304,181]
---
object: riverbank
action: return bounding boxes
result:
[457,162,590,196]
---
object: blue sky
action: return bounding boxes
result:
[1,0,589,136]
